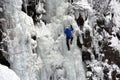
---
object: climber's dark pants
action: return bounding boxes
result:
[66,36,73,50]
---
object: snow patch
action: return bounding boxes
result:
[110,36,120,50]
[0,64,20,80]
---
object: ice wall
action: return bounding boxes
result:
[4,0,42,80]
[35,1,86,80]
[3,0,87,80]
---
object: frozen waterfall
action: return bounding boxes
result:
[1,0,120,80]
[1,0,87,80]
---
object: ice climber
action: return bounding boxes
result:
[64,25,74,50]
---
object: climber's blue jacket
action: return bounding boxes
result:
[64,26,73,38]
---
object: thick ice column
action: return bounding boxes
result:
[4,0,42,80]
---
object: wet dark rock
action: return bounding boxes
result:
[92,48,98,59]
[68,0,73,3]
[0,26,9,67]
[96,19,105,27]
[116,74,120,78]
[77,36,82,48]
[0,6,9,67]
[104,26,113,35]
[83,30,92,48]
[0,52,10,67]
[76,14,84,29]
[97,27,103,35]
[98,41,102,46]
[50,76,53,80]
[112,70,117,80]
[101,41,120,67]
[116,32,120,40]
[87,66,92,71]
[0,27,2,42]
[82,51,91,61]
[21,0,39,23]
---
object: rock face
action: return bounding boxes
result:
[1,0,120,80]
[0,0,10,68]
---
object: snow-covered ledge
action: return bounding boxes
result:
[0,64,20,80]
